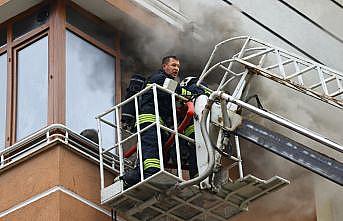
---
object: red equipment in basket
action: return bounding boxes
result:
[123,101,195,159]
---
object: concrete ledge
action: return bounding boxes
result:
[1,189,116,221]
[0,143,115,214]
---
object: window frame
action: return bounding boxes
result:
[0,50,8,148]
[64,2,120,137]
[66,1,121,103]
[12,31,49,141]
[1,2,51,146]
[0,26,7,142]
[0,24,7,148]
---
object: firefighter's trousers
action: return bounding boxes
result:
[168,123,198,179]
[180,133,198,179]
[183,124,198,178]
[123,123,166,188]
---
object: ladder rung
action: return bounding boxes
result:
[285,65,316,80]
[308,75,336,90]
[330,89,343,97]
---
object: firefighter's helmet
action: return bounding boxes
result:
[180,76,198,87]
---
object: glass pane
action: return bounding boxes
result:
[66,31,115,147]
[66,6,116,49]
[16,36,48,140]
[13,5,49,39]
[0,53,7,149]
[0,27,6,47]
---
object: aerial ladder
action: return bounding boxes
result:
[96,36,343,221]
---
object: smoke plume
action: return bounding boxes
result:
[112,0,343,220]
[119,0,240,78]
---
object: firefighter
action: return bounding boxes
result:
[80,128,99,144]
[167,76,209,179]
[180,77,208,178]
[121,74,146,130]
[122,56,193,188]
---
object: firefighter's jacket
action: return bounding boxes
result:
[139,69,191,126]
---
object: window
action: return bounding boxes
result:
[0,53,6,148]
[66,31,115,146]
[66,5,116,49]
[16,36,48,140]
[13,5,49,39]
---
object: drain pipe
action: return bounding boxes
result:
[177,92,222,189]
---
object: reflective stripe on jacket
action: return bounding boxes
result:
[136,114,164,125]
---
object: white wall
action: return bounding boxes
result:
[230,0,343,72]
[176,0,343,72]
[286,0,343,39]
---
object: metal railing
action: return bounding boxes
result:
[96,83,249,193]
[96,84,195,190]
[0,124,118,173]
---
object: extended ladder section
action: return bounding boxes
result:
[197,36,343,185]
[199,36,343,109]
